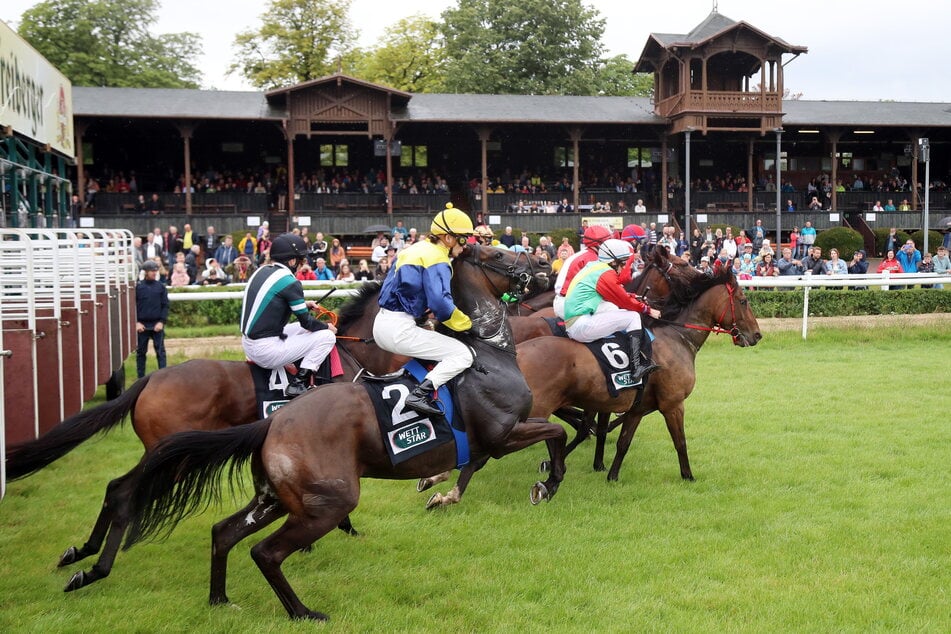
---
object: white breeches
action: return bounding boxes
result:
[373,308,473,388]
[553,293,566,319]
[566,302,642,343]
[242,323,336,371]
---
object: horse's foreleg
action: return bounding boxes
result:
[661,404,693,481]
[563,410,594,457]
[607,412,645,482]
[58,468,135,569]
[63,465,143,592]
[425,457,489,510]
[592,412,612,472]
[210,489,286,606]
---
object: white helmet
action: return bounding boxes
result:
[598,239,634,263]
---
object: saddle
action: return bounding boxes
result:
[543,316,569,338]
[248,347,343,418]
[362,359,469,468]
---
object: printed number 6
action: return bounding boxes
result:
[601,342,629,369]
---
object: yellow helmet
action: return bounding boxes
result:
[430,203,475,236]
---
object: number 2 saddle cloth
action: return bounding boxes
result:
[362,359,469,468]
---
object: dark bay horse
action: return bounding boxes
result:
[3,284,395,592]
[423,266,760,507]
[122,244,566,621]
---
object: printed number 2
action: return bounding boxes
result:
[382,384,425,425]
[601,342,630,369]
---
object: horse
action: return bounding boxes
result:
[122,244,567,621]
[422,265,761,508]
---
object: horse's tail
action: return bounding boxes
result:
[5,375,151,481]
[124,419,272,549]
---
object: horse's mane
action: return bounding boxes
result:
[657,266,735,322]
[335,281,382,332]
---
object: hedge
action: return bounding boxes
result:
[168,286,951,326]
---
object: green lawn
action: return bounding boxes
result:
[1,325,949,632]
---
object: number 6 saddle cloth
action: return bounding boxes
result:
[363,359,470,468]
[583,330,653,398]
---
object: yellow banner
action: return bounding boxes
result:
[0,20,74,157]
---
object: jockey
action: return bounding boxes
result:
[373,204,476,416]
[564,239,661,381]
[240,233,337,397]
[552,224,612,319]
[473,224,495,246]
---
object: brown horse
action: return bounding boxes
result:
[122,244,566,621]
[423,265,760,507]
[4,281,417,592]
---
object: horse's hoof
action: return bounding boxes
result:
[530,481,549,505]
[209,594,230,606]
[417,478,433,492]
[593,464,606,472]
[63,570,88,593]
[58,546,80,567]
[425,492,442,510]
[539,460,550,473]
[295,610,330,621]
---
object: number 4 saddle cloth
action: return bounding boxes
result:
[584,330,653,398]
[363,360,470,468]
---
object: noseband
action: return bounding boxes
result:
[465,244,534,300]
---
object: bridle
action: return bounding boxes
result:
[463,243,535,302]
[650,280,745,344]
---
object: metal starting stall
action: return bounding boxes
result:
[0,229,135,500]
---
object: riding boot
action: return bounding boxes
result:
[405,379,442,416]
[627,331,659,382]
[285,368,315,397]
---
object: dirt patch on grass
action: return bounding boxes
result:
[165,313,951,357]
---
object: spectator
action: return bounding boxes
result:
[169,262,190,287]
[371,236,389,263]
[932,245,949,289]
[214,235,238,268]
[756,252,779,279]
[872,201,884,212]
[697,255,714,276]
[309,232,329,264]
[146,193,162,215]
[313,258,335,281]
[201,268,227,286]
[877,249,903,275]
[897,240,922,273]
[184,245,202,284]
[898,199,911,211]
[801,246,825,275]
[374,255,391,281]
[257,230,272,264]
[203,258,229,283]
[328,238,345,272]
[135,260,168,378]
[200,225,219,255]
[634,199,647,214]
[256,220,270,240]
[824,248,848,275]
[337,263,355,282]
[789,226,800,258]
[226,255,257,283]
[799,221,817,256]
[777,247,804,277]
[238,232,258,259]
[295,262,317,281]
[917,252,935,288]
[883,199,897,212]
[689,228,704,264]
[499,226,516,248]
[738,253,756,279]
[392,220,408,240]
[354,259,373,281]
[808,196,822,210]
[748,219,767,251]
[884,227,901,255]
[847,250,868,275]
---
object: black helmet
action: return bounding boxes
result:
[270,233,307,265]
[141,260,159,272]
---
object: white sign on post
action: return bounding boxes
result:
[657,214,669,223]
[246,216,261,227]
[697,214,708,223]
[829,213,840,222]
[79,217,95,228]
[866,213,877,222]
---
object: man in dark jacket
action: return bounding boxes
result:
[136,260,169,378]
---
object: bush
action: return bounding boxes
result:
[814,226,864,259]
[746,288,951,318]
[872,227,911,257]
[548,228,580,251]
[909,229,943,253]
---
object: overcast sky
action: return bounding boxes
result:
[4,0,951,101]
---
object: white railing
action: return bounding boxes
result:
[739,272,951,339]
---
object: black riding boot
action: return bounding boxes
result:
[285,368,315,397]
[628,331,659,382]
[405,379,442,416]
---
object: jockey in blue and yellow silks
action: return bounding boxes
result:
[373,204,475,416]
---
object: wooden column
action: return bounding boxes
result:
[478,126,491,219]
[747,137,754,212]
[661,135,669,214]
[827,129,841,211]
[287,131,295,216]
[909,130,921,210]
[384,130,393,216]
[74,120,88,208]
[175,122,196,217]
[568,127,583,211]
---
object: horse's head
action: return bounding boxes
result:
[455,244,550,300]
[717,274,762,347]
[658,268,762,347]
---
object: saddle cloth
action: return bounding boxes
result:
[543,316,568,337]
[363,359,469,468]
[249,346,344,418]
[582,331,651,398]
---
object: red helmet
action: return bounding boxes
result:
[621,224,647,243]
[581,225,611,248]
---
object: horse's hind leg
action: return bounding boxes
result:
[210,489,286,606]
[592,412,612,472]
[63,465,142,592]
[661,404,693,480]
[425,457,489,510]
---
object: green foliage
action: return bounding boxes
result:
[168,287,350,326]
[230,0,358,89]
[17,0,202,88]
[747,288,951,318]
[590,56,653,97]
[909,229,943,253]
[814,226,864,260]
[872,227,911,256]
[350,15,447,93]
[439,0,606,95]
[548,228,580,251]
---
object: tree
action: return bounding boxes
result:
[439,0,606,95]
[591,55,654,98]
[230,0,358,89]
[17,0,202,88]
[350,15,447,93]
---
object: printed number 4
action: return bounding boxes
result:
[601,342,630,369]
[268,367,289,391]
[383,384,426,425]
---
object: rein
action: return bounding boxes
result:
[649,281,742,342]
